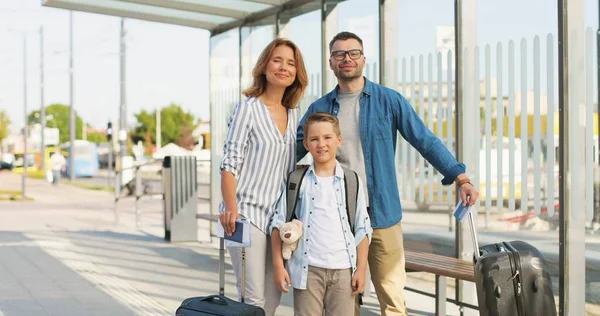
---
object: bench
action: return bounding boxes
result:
[405,249,476,315]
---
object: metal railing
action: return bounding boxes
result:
[113,157,211,230]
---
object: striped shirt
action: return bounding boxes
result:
[220,96,299,234]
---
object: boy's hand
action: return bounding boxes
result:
[273,265,291,293]
[352,268,366,296]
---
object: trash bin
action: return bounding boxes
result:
[162,157,173,241]
[162,156,198,242]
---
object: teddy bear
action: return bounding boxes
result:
[279,219,303,260]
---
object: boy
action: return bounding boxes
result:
[269,112,372,316]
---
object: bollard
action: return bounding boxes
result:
[135,166,142,229]
[162,159,172,241]
[162,156,198,242]
[114,169,121,225]
[448,205,454,232]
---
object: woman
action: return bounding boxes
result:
[219,38,308,315]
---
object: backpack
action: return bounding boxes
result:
[285,166,359,231]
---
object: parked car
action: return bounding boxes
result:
[0,161,13,171]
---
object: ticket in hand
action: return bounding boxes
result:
[452,198,472,222]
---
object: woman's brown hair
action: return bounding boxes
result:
[242,38,308,109]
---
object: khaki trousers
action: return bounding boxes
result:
[294,266,354,316]
[355,222,408,316]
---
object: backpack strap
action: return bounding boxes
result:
[286,168,309,222]
[342,167,359,232]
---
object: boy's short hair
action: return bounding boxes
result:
[303,112,341,136]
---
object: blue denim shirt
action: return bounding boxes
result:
[269,161,372,290]
[297,77,466,229]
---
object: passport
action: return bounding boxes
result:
[217,218,251,247]
[224,221,244,243]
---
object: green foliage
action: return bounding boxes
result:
[131,103,199,147]
[0,110,10,145]
[28,104,83,144]
[86,131,107,144]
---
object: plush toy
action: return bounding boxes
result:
[279,219,303,260]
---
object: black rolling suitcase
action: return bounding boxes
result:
[176,239,265,316]
[467,212,556,316]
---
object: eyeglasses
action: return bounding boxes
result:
[330,49,363,61]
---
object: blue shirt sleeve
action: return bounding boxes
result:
[296,103,316,162]
[353,177,373,246]
[393,93,466,185]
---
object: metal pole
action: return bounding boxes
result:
[156,107,161,150]
[596,2,600,226]
[558,0,587,314]
[454,0,463,311]
[68,11,75,181]
[119,18,127,187]
[22,35,27,199]
[558,2,567,315]
[40,25,46,176]
[108,140,113,187]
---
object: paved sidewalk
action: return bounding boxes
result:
[0,172,463,315]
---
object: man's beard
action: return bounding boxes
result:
[334,64,363,81]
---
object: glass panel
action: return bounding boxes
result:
[474,0,561,313]
[322,0,379,91]
[584,0,599,313]
[382,0,459,312]
[278,2,322,115]
[335,0,380,84]
[240,15,276,93]
[209,28,240,230]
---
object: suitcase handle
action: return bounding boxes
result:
[199,295,230,306]
[467,196,481,262]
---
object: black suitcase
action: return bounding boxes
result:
[176,239,265,316]
[467,212,556,316]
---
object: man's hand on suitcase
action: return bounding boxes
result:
[220,208,240,237]
[460,183,479,207]
[456,174,479,206]
[274,265,291,293]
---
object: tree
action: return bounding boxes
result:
[132,103,199,148]
[28,104,83,144]
[0,110,10,145]
[86,131,107,144]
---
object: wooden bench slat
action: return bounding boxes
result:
[406,257,474,272]
[405,250,475,282]
[405,255,473,273]
[406,262,473,279]
[405,251,473,267]
[406,261,474,282]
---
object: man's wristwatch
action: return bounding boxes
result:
[457,178,472,187]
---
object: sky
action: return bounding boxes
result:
[0,0,210,132]
[0,0,598,133]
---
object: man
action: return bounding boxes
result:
[296,31,480,316]
[50,151,66,185]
